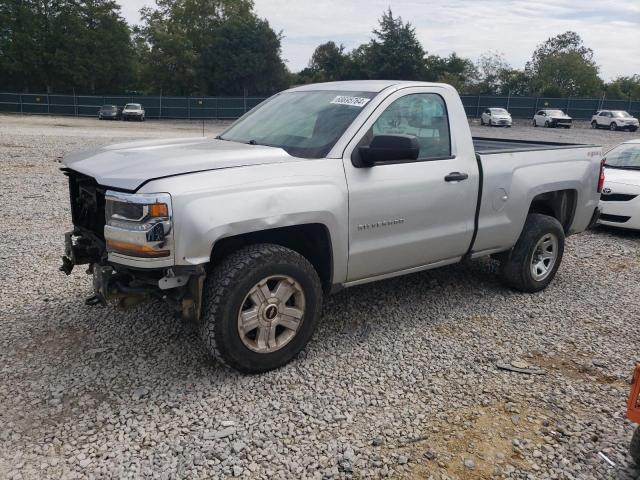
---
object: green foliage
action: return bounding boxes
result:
[605,75,640,100]
[366,9,426,80]
[526,31,602,97]
[136,0,288,95]
[0,0,133,93]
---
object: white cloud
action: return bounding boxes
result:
[118,0,640,80]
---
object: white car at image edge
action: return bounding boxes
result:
[591,110,639,132]
[480,108,512,127]
[598,139,640,230]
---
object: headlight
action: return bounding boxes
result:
[104,191,173,258]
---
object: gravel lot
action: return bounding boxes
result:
[1,114,639,480]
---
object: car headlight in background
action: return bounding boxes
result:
[104,191,173,258]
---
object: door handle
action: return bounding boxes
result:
[444,172,469,182]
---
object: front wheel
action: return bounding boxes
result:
[499,214,565,293]
[610,122,618,131]
[544,120,550,128]
[533,119,537,127]
[200,244,323,373]
[591,121,597,129]
[631,127,638,132]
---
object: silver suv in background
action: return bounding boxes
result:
[480,108,512,127]
[533,109,572,128]
[591,110,638,132]
[122,103,145,121]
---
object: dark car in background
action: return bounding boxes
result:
[122,103,145,121]
[98,105,121,120]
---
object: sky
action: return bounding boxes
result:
[118,0,640,80]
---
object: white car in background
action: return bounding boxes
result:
[598,139,640,230]
[480,108,512,127]
[533,109,572,128]
[591,110,639,132]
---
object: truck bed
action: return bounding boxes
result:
[473,137,594,155]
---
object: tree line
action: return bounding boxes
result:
[1,1,639,100]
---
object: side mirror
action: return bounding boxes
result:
[357,134,419,167]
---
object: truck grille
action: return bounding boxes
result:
[65,170,106,239]
[600,193,637,202]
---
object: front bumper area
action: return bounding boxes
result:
[61,228,205,320]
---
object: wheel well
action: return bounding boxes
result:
[528,190,577,232]
[210,224,333,293]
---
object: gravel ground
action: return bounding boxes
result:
[1,114,639,480]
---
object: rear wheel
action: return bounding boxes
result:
[610,122,618,131]
[200,244,323,373]
[499,214,565,293]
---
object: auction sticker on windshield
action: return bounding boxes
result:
[331,96,371,107]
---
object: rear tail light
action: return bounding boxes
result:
[598,159,606,193]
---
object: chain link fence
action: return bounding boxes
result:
[0,93,265,119]
[1,92,638,120]
[460,95,640,120]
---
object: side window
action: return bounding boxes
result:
[370,93,451,159]
[537,111,544,116]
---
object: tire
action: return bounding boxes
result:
[610,122,617,131]
[489,119,494,126]
[533,119,537,127]
[480,118,485,125]
[591,121,597,129]
[631,127,638,133]
[544,120,550,128]
[499,214,565,293]
[631,427,640,466]
[200,244,323,373]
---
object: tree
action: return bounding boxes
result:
[526,31,602,97]
[308,41,347,81]
[605,75,640,100]
[473,51,511,94]
[201,15,288,95]
[424,53,477,92]
[365,9,425,80]
[0,0,133,93]
[137,0,288,95]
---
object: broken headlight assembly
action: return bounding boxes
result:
[104,191,173,258]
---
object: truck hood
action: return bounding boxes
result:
[63,137,296,191]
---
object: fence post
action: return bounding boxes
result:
[475,95,481,117]
[19,94,23,114]
[187,96,191,119]
[566,96,571,117]
[628,95,632,113]
[47,94,50,114]
[506,91,511,111]
[534,97,539,117]
[159,88,162,119]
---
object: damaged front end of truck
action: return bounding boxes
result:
[60,169,205,321]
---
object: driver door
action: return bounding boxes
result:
[342,87,479,282]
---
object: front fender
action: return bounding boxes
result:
[139,158,349,283]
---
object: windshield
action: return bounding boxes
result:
[490,108,509,115]
[605,143,640,169]
[102,105,116,110]
[125,104,141,110]
[547,110,565,116]
[612,111,632,118]
[220,90,377,158]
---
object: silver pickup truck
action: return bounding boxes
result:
[61,81,603,373]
